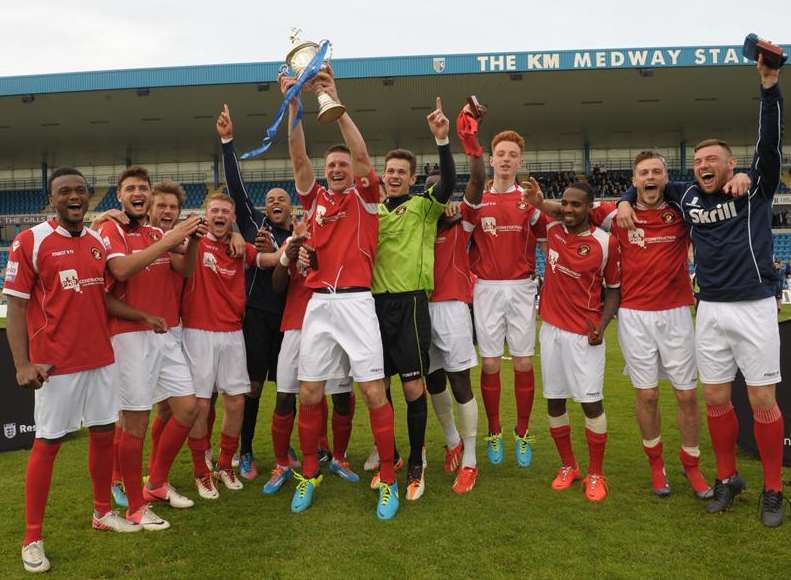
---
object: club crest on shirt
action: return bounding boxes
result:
[627,228,646,248]
[661,210,675,224]
[481,217,498,236]
[12,240,20,252]
[517,200,528,210]
[91,247,103,261]
[315,205,327,226]
[577,243,591,256]
[395,205,408,216]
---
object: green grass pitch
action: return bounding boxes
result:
[0,307,789,578]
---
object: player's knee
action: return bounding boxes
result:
[426,370,447,395]
[702,383,731,406]
[121,411,149,438]
[448,371,474,404]
[247,381,263,399]
[635,387,660,407]
[402,378,424,401]
[481,357,501,375]
[358,380,387,408]
[512,356,533,372]
[581,400,604,419]
[547,398,567,417]
[331,392,352,416]
[299,381,325,406]
[747,385,777,410]
[674,389,698,409]
[223,394,245,416]
[88,422,115,434]
[275,393,297,416]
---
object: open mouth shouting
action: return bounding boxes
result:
[699,171,717,189]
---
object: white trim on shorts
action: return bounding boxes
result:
[539,322,605,403]
[473,278,538,358]
[695,297,781,387]
[616,306,697,390]
[428,300,478,373]
[34,364,119,439]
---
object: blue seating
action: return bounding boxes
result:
[0,190,47,215]
[94,187,120,211]
[183,183,207,209]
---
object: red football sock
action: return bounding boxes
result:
[271,412,295,467]
[585,428,608,475]
[207,402,217,446]
[88,430,114,516]
[643,441,665,469]
[119,431,145,515]
[753,404,784,492]
[218,432,239,471]
[148,418,191,488]
[111,424,123,483]
[24,439,61,545]
[298,402,323,478]
[332,401,355,460]
[514,369,535,437]
[480,371,502,434]
[146,415,169,477]
[370,402,396,484]
[549,425,576,467]
[188,436,210,479]
[318,397,330,450]
[679,448,710,494]
[706,402,739,481]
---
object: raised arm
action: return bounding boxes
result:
[281,76,317,192]
[217,104,266,241]
[311,71,373,178]
[751,54,783,198]
[426,97,456,203]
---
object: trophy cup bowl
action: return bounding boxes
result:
[285,40,346,124]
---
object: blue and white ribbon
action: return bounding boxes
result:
[240,40,330,160]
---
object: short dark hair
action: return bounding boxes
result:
[566,180,595,204]
[47,167,86,194]
[694,139,733,155]
[632,150,667,171]
[116,165,151,191]
[324,144,351,158]
[152,180,185,209]
[384,148,417,176]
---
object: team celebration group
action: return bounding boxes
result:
[5,57,786,573]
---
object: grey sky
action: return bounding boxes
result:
[2,1,788,77]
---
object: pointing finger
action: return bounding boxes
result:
[435,96,443,113]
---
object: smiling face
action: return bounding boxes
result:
[383,158,416,197]
[149,192,181,232]
[490,140,522,182]
[633,158,668,208]
[265,188,291,226]
[50,174,90,230]
[118,176,152,219]
[206,198,235,238]
[324,151,354,193]
[560,187,592,231]
[694,143,736,194]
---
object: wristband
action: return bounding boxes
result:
[279,251,290,267]
[435,136,450,146]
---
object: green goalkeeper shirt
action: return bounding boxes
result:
[372,187,446,294]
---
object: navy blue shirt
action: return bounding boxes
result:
[222,140,290,314]
[621,84,783,303]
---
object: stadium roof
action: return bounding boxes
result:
[0,43,789,168]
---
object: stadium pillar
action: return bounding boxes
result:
[213,154,220,189]
[680,141,687,174]
[583,141,591,175]
[40,160,47,193]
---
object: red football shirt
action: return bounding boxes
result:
[100,221,181,334]
[3,219,114,375]
[539,221,621,336]
[181,235,258,331]
[461,185,547,280]
[298,169,379,290]
[280,263,313,332]
[591,201,693,311]
[431,220,474,303]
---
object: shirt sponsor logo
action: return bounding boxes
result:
[688,200,737,224]
[59,269,82,293]
[202,251,218,273]
[628,228,646,248]
[316,205,327,226]
[5,260,18,282]
[482,217,498,236]
[548,249,560,272]
[547,248,581,279]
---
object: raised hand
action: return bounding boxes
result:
[757,53,780,89]
[723,172,753,197]
[255,228,275,253]
[427,97,450,140]
[216,104,234,140]
[164,216,202,249]
[521,177,545,210]
[310,70,340,104]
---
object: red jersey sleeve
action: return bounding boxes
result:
[244,242,258,269]
[354,168,381,205]
[461,199,480,228]
[99,222,128,260]
[298,181,321,218]
[3,231,36,299]
[590,201,617,231]
[604,234,621,288]
[530,209,548,241]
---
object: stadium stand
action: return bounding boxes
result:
[94,187,120,211]
[183,183,208,208]
[775,233,791,262]
[0,189,47,215]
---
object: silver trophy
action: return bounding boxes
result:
[285,29,346,124]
